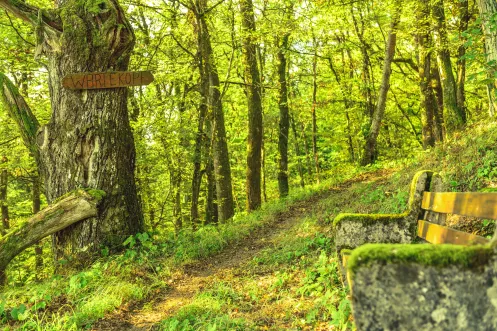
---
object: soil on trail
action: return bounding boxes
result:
[93,170,392,331]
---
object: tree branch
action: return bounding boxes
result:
[392,58,418,72]
[0,136,19,146]
[5,11,35,46]
[0,73,40,158]
[0,0,62,32]
[0,190,104,285]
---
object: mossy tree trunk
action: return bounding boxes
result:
[477,0,497,117]
[417,0,437,148]
[0,190,102,285]
[0,0,143,260]
[351,5,375,120]
[360,2,402,166]
[0,162,9,235]
[192,0,234,223]
[241,0,263,212]
[33,174,44,274]
[290,115,305,188]
[433,0,466,131]
[277,32,290,198]
[311,46,320,183]
[456,0,469,115]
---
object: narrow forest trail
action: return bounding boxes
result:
[94,170,393,331]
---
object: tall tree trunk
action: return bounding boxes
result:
[433,0,466,131]
[191,51,208,228]
[456,0,469,115]
[417,0,437,148]
[33,174,43,274]
[194,0,234,222]
[205,118,218,225]
[431,67,445,140]
[277,32,290,198]
[477,0,497,117]
[0,161,9,235]
[172,172,183,233]
[240,0,263,211]
[301,123,313,180]
[290,115,305,188]
[351,7,375,119]
[311,48,320,184]
[361,3,402,165]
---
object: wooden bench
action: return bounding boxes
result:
[333,170,497,330]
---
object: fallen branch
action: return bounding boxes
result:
[0,189,104,285]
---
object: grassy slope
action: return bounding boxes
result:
[2,122,497,330]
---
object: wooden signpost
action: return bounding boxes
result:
[62,71,154,90]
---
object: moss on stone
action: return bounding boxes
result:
[348,243,494,277]
[333,212,407,227]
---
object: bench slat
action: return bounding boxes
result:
[417,220,489,245]
[422,192,497,220]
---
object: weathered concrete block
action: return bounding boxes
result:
[349,244,497,331]
[333,171,432,256]
[334,213,414,254]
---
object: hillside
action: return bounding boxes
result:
[1,122,496,330]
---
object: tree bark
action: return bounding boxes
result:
[361,2,402,166]
[351,7,375,119]
[290,115,305,188]
[193,0,234,222]
[33,174,43,272]
[240,0,263,212]
[311,48,320,183]
[431,66,445,141]
[433,0,466,131]
[277,32,290,198]
[1,0,144,260]
[456,0,469,115]
[0,165,9,235]
[301,123,313,180]
[0,190,102,285]
[477,0,497,117]
[417,0,437,148]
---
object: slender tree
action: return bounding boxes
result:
[240,0,263,211]
[277,30,291,197]
[191,0,234,222]
[33,174,43,275]
[361,2,402,165]
[477,0,497,117]
[456,0,470,114]
[433,0,466,131]
[417,0,438,148]
[311,43,320,183]
[0,157,8,235]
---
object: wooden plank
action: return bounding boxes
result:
[62,71,154,90]
[422,192,497,220]
[417,220,489,245]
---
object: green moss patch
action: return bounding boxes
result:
[333,213,406,227]
[348,243,494,276]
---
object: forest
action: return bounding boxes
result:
[1,0,497,329]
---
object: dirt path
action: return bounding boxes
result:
[93,170,392,331]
